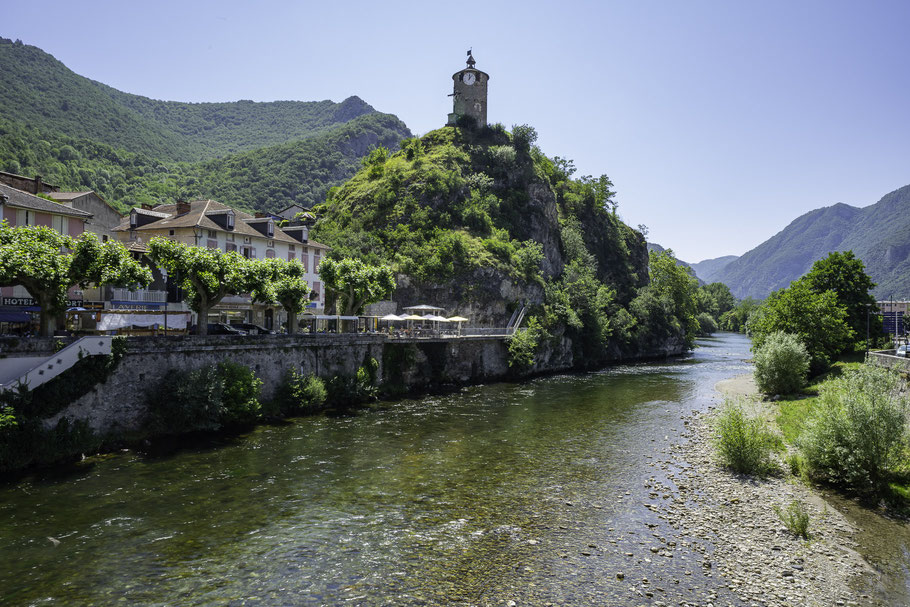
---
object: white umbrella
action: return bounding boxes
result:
[447,316,469,322]
[380,313,404,321]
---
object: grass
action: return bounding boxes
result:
[772,354,910,503]
[774,357,863,444]
[774,499,811,539]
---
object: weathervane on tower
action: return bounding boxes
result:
[447,49,489,128]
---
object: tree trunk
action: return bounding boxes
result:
[35,292,57,337]
[287,312,298,334]
[39,308,56,337]
[196,302,210,336]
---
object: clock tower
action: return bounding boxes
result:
[447,50,489,128]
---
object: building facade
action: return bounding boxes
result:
[112,199,330,329]
[0,183,91,320]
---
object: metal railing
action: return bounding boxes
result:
[111,288,167,303]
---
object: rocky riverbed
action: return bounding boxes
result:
[639,373,880,606]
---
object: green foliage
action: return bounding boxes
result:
[774,500,810,539]
[802,251,879,347]
[696,282,736,321]
[250,258,310,333]
[148,362,263,433]
[748,280,853,373]
[149,237,269,335]
[217,361,263,427]
[318,258,396,315]
[508,316,546,371]
[753,332,810,395]
[325,359,379,409]
[713,398,779,476]
[799,366,909,495]
[696,312,718,336]
[276,370,328,415]
[647,249,700,347]
[511,124,538,155]
[0,39,398,162]
[0,225,152,335]
[719,297,760,333]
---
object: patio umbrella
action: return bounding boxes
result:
[380,313,404,321]
[447,316,469,322]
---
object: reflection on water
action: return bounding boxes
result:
[0,333,906,605]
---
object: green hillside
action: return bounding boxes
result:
[312,124,697,364]
[0,113,410,213]
[715,185,910,299]
[0,37,381,162]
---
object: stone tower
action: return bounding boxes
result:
[447,50,489,128]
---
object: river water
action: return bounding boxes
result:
[1,333,907,605]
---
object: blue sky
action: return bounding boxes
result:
[5,0,910,262]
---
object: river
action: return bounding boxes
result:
[1,332,907,605]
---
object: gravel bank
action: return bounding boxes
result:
[645,373,880,606]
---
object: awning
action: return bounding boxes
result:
[0,311,31,323]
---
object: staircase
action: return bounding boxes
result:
[506,301,528,335]
[0,337,113,393]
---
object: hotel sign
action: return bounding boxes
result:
[2,297,84,308]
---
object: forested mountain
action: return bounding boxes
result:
[689,255,738,283]
[0,37,381,161]
[0,37,411,212]
[714,184,910,299]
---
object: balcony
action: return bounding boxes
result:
[111,288,167,303]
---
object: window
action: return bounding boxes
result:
[102,234,109,242]
[208,230,216,238]
[226,242,237,252]
[267,222,274,238]
[226,212,235,230]
[266,249,276,258]
[267,239,274,248]
[207,239,218,249]
[288,244,295,251]
[312,281,321,300]
[129,211,137,229]
[169,229,175,236]
[302,253,308,272]
[227,232,234,242]
[287,251,296,261]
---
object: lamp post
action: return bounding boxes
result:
[865,302,871,354]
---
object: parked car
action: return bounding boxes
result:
[190,323,248,335]
[229,323,275,335]
[896,344,908,357]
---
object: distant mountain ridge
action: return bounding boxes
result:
[0,37,382,161]
[689,255,738,283]
[0,37,412,211]
[714,184,910,299]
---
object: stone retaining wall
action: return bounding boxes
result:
[865,350,910,372]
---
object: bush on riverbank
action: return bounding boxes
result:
[714,397,779,476]
[753,332,809,395]
[798,366,909,496]
[275,370,328,415]
[148,362,263,433]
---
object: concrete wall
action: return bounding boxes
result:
[40,331,688,439]
[866,350,910,372]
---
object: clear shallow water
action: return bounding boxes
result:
[0,333,903,605]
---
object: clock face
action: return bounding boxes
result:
[463,72,476,86]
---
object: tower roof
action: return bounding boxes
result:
[466,49,476,68]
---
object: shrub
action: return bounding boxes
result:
[774,499,810,539]
[148,362,263,432]
[753,332,810,395]
[799,366,909,495]
[276,370,327,415]
[508,316,544,371]
[217,361,263,426]
[714,398,778,476]
[696,312,718,336]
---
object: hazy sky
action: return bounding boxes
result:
[5,1,909,262]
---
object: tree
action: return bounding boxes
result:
[697,282,736,321]
[250,258,311,334]
[802,251,878,347]
[747,280,853,373]
[148,237,267,336]
[317,258,395,316]
[648,249,700,346]
[0,224,152,336]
